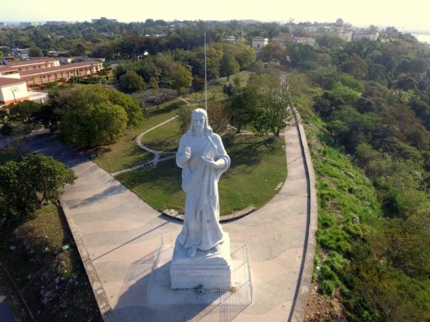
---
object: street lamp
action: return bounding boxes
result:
[11,87,18,103]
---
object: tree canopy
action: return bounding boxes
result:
[51,85,142,149]
[0,153,76,226]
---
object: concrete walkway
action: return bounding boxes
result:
[22,108,317,322]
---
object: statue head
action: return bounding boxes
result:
[188,108,212,135]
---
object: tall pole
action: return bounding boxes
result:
[204,32,207,111]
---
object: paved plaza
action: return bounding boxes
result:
[23,109,317,322]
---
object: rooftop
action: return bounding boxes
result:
[0,77,26,86]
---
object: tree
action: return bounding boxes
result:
[316,34,346,49]
[208,84,224,101]
[0,154,75,225]
[226,89,255,133]
[169,63,192,94]
[29,46,43,57]
[396,74,417,91]
[207,101,229,133]
[223,83,235,97]
[286,43,317,69]
[51,85,141,148]
[0,160,37,223]
[246,69,292,137]
[232,43,256,70]
[260,42,286,62]
[149,76,159,89]
[339,54,368,79]
[9,100,42,123]
[22,154,76,207]
[119,70,146,93]
[219,52,239,80]
[59,102,128,149]
[176,101,193,134]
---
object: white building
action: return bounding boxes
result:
[252,37,268,53]
[0,78,29,105]
[291,36,316,47]
[353,32,379,41]
[0,57,103,105]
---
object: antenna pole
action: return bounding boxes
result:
[204,32,207,111]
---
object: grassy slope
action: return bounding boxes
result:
[0,203,102,322]
[304,120,381,321]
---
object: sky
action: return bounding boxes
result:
[1,0,429,32]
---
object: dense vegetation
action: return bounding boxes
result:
[288,34,430,321]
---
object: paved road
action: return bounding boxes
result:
[22,108,317,322]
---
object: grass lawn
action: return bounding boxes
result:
[183,71,252,103]
[93,71,253,173]
[0,203,102,322]
[92,69,286,216]
[91,99,182,173]
[117,127,287,216]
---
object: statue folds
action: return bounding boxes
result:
[176,108,230,257]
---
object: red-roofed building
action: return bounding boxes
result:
[21,61,104,86]
[0,58,104,105]
[1,57,60,72]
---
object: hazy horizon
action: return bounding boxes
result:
[1,0,430,32]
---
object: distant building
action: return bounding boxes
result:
[353,31,379,41]
[45,21,70,26]
[4,58,61,71]
[0,58,104,105]
[252,37,268,53]
[272,37,286,47]
[92,17,118,23]
[303,18,353,42]
[383,27,398,35]
[225,36,236,44]
[335,18,353,42]
[290,36,316,46]
[47,50,70,57]
[11,48,30,59]
[20,61,103,86]
[19,22,41,28]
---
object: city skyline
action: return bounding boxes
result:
[1,0,429,31]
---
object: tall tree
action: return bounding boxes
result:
[219,52,239,80]
[51,85,141,148]
[247,69,292,137]
[0,154,75,225]
[169,63,192,94]
[119,70,146,93]
[22,154,77,207]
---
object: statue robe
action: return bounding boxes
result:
[176,131,230,251]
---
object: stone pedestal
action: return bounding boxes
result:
[170,233,232,290]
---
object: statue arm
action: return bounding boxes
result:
[201,134,230,170]
[176,136,191,168]
[201,156,226,169]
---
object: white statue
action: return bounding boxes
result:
[175,108,230,258]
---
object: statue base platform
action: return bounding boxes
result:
[170,233,232,290]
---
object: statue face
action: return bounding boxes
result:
[192,113,205,135]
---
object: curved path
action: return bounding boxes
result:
[22,107,317,322]
[111,116,178,176]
